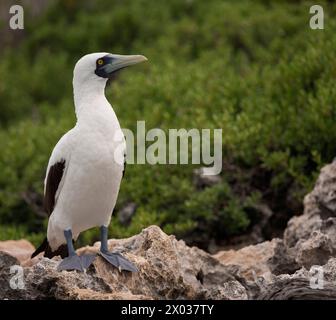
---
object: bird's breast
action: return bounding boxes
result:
[73,127,124,174]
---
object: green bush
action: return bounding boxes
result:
[0,0,335,247]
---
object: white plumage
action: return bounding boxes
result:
[32,52,146,272]
[42,52,148,254]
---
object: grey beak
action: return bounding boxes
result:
[95,54,148,78]
[106,54,148,72]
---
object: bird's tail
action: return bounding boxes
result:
[31,237,68,259]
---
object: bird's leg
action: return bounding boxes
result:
[57,229,96,272]
[99,226,138,272]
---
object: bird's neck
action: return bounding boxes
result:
[73,79,114,121]
[74,82,120,137]
[73,80,120,135]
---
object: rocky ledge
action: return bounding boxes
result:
[2,161,336,300]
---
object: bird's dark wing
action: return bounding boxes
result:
[122,152,126,178]
[32,130,73,260]
[43,159,66,216]
[31,159,67,259]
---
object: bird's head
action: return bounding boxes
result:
[73,52,148,88]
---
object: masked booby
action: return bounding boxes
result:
[31,52,148,272]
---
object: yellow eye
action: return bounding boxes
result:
[97,59,104,65]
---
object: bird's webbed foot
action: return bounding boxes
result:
[99,225,138,272]
[57,229,96,272]
[57,253,96,272]
[99,250,138,272]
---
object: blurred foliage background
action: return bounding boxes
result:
[1,0,336,251]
